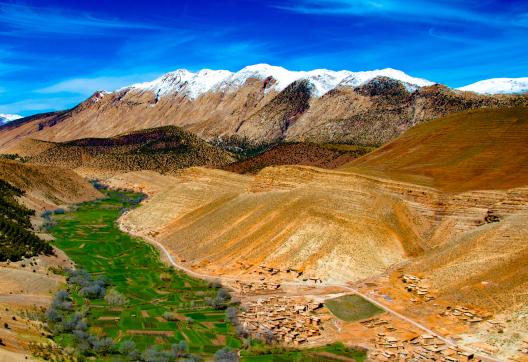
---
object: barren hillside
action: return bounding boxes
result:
[107,165,528,299]
[0,159,101,210]
[343,107,528,192]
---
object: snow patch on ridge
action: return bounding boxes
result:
[457,78,528,95]
[338,68,434,91]
[128,69,232,99]
[0,113,22,125]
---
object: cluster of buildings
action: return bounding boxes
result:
[231,280,281,294]
[441,306,489,325]
[371,333,480,361]
[401,274,435,302]
[238,296,325,345]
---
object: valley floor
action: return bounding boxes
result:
[105,165,528,361]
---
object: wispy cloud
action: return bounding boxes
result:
[274,0,526,27]
[0,3,164,37]
[0,96,79,114]
[37,73,160,94]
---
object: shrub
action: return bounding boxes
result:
[171,340,188,357]
[91,337,114,355]
[104,289,128,306]
[225,307,238,324]
[162,311,179,321]
[119,340,136,355]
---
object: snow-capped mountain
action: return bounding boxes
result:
[457,78,528,94]
[124,64,435,99]
[337,68,434,92]
[0,113,22,125]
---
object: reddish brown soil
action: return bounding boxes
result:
[222,143,372,174]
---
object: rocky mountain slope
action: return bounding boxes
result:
[343,107,528,192]
[12,126,234,176]
[1,65,527,152]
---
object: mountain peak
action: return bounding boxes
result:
[457,77,528,94]
[0,113,22,125]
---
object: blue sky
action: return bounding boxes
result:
[0,0,527,116]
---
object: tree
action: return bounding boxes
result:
[236,325,249,339]
[120,340,135,354]
[259,328,275,345]
[225,307,238,324]
[91,337,114,355]
[171,340,188,357]
[162,311,179,321]
[214,347,239,362]
[104,289,128,306]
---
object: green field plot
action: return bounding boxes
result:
[49,190,236,359]
[241,342,367,361]
[325,294,383,322]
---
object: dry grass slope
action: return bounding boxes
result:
[343,107,528,192]
[0,159,102,210]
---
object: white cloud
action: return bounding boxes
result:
[37,73,160,94]
[0,3,164,37]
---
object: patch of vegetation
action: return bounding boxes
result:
[222,142,375,174]
[325,295,383,322]
[241,342,367,361]
[210,135,277,159]
[0,179,53,261]
[47,190,240,360]
[0,153,29,162]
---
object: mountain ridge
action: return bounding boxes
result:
[1,66,527,153]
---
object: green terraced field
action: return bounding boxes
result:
[50,190,240,358]
[241,342,366,362]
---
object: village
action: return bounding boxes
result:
[237,296,328,346]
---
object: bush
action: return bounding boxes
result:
[171,340,188,357]
[142,346,172,362]
[214,347,239,362]
[104,289,128,306]
[91,337,114,355]
[162,311,179,321]
[225,307,238,324]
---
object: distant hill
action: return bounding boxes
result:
[342,107,528,192]
[0,158,102,210]
[23,126,235,174]
[223,142,374,174]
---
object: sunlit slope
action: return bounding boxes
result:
[0,159,101,210]
[342,107,528,192]
[406,210,528,311]
[112,167,435,283]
